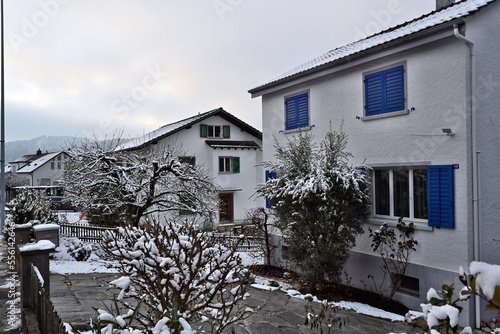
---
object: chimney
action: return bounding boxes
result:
[36,148,42,156]
[436,0,455,10]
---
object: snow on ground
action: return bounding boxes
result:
[50,237,119,274]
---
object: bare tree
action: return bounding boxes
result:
[241,208,279,267]
[64,135,218,227]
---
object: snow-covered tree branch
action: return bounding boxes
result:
[102,220,253,333]
[64,136,218,226]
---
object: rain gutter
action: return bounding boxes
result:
[453,23,480,329]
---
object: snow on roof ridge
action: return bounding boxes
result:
[116,108,223,150]
[251,0,494,92]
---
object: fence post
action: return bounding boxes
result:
[14,222,34,274]
[19,240,55,309]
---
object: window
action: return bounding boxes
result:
[179,156,196,166]
[373,165,455,228]
[285,92,309,130]
[39,178,51,186]
[200,124,230,138]
[218,156,240,173]
[364,65,405,117]
[51,159,55,170]
[373,167,427,220]
[397,274,419,296]
[265,170,276,209]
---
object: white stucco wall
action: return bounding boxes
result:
[261,36,473,274]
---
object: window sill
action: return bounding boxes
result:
[370,216,433,232]
[361,109,409,121]
[281,125,314,134]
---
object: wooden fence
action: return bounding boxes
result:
[59,223,117,243]
[30,264,66,334]
[59,223,262,252]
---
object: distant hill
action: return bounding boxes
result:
[4,135,84,164]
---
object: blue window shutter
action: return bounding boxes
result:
[285,93,309,130]
[427,165,455,228]
[265,170,276,208]
[365,65,405,116]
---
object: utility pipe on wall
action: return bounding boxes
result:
[453,23,480,329]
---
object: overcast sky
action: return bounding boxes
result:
[3,0,436,142]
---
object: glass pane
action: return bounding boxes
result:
[208,126,214,137]
[218,157,225,172]
[413,168,428,219]
[225,158,231,172]
[375,170,390,215]
[394,169,410,218]
[214,126,221,137]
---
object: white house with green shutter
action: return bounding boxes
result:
[249,0,500,327]
[117,107,263,227]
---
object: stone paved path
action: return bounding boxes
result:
[50,272,424,334]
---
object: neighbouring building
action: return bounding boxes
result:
[117,107,263,228]
[249,0,499,327]
[6,149,70,198]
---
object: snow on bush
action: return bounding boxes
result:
[257,125,370,286]
[421,261,500,333]
[102,219,253,333]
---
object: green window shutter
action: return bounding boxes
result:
[232,157,240,173]
[200,124,208,138]
[223,125,230,138]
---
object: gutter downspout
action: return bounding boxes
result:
[453,23,480,329]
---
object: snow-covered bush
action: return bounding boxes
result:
[6,188,57,225]
[368,218,418,299]
[421,261,500,334]
[257,125,370,287]
[66,238,92,261]
[102,219,253,333]
[90,294,194,334]
[421,284,465,334]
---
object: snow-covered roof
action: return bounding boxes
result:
[16,151,61,173]
[116,108,262,151]
[249,0,495,95]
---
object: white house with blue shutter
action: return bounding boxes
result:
[249,0,500,326]
[117,108,263,228]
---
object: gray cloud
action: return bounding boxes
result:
[3,0,435,141]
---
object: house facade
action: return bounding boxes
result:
[249,0,499,326]
[117,108,263,227]
[7,149,70,196]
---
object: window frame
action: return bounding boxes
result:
[363,63,407,119]
[284,91,310,131]
[371,166,428,224]
[218,156,240,174]
[200,124,230,138]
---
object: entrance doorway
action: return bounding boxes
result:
[219,193,233,222]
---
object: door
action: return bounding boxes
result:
[219,193,233,222]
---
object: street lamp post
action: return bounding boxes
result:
[0,0,6,233]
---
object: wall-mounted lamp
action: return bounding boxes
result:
[442,128,454,137]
